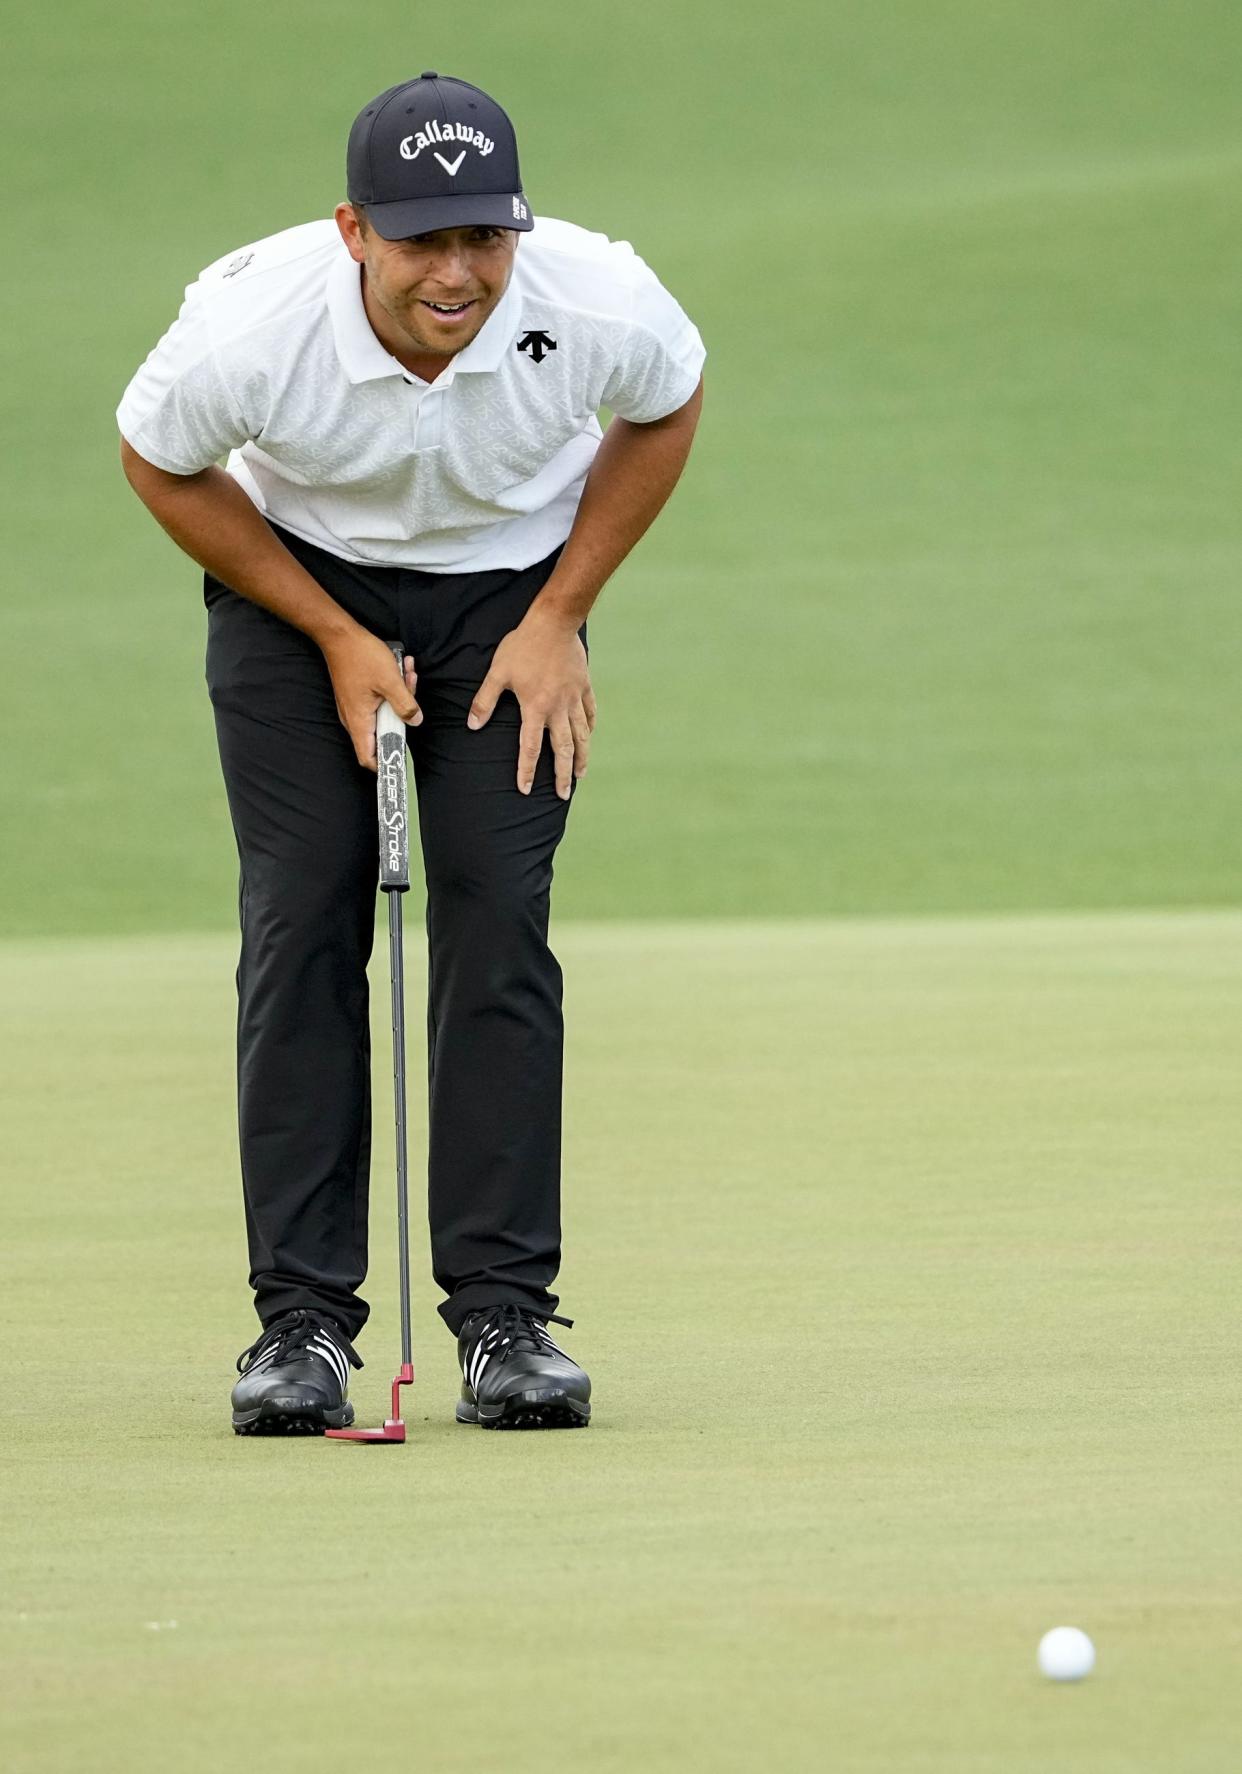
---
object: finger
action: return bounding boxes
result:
[550,719,575,801]
[517,716,545,795]
[583,686,597,732]
[403,654,421,718]
[468,672,504,730]
[386,658,422,727]
[569,704,591,778]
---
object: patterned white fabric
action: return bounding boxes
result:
[116,215,705,571]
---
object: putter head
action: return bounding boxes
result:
[324,1420,406,1443]
[325,1362,414,1445]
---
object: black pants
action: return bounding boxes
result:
[204,522,584,1340]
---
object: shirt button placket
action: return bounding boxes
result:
[419,386,443,453]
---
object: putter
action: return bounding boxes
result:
[326,642,415,1443]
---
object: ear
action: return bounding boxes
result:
[334,202,366,265]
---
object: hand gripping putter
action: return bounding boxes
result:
[326,643,415,1444]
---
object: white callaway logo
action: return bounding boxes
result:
[400,121,495,164]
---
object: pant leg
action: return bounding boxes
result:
[400,547,586,1336]
[204,528,401,1340]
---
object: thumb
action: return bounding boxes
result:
[385,659,422,727]
[467,671,503,730]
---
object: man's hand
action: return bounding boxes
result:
[467,606,596,797]
[322,626,422,772]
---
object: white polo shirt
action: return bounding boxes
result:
[116,215,705,572]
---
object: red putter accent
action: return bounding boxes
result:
[325,1362,414,1444]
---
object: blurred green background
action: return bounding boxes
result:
[3,0,1238,936]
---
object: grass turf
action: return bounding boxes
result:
[3,2,1241,934]
[2,911,1238,1771]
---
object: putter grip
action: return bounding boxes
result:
[377,640,410,894]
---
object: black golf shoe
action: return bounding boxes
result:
[231,1307,363,1436]
[455,1304,591,1429]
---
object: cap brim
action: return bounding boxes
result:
[363,191,534,239]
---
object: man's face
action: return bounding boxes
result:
[336,204,517,359]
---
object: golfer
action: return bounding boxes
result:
[116,73,705,1433]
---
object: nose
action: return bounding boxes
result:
[426,243,472,292]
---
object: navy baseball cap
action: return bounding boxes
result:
[346,73,534,238]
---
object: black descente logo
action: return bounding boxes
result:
[517,331,557,364]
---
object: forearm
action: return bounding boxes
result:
[118,442,359,649]
[528,380,704,631]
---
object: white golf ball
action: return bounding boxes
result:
[1037,1626,1095,1681]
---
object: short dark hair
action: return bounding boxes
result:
[352,201,370,233]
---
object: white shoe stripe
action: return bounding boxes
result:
[468,1333,493,1391]
[310,1336,348,1392]
[467,1329,511,1392]
[309,1340,335,1387]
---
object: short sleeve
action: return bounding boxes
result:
[600,255,705,423]
[116,280,252,474]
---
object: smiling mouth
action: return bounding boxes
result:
[420,299,476,321]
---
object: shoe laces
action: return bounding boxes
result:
[467,1304,574,1359]
[236,1307,364,1376]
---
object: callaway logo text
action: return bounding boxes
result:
[401,120,495,162]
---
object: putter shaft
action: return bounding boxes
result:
[388,884,412,1371]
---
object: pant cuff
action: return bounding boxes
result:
[437,1285,560,1338]
[255,1292,369,1344]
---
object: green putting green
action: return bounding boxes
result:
[3,912,1238,1771]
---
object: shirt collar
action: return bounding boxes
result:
[327,243,522,386]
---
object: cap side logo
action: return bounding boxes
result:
[400,121,495,162]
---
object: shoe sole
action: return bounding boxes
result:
[233,1400,355,1437]
[456,1387,590,1430]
